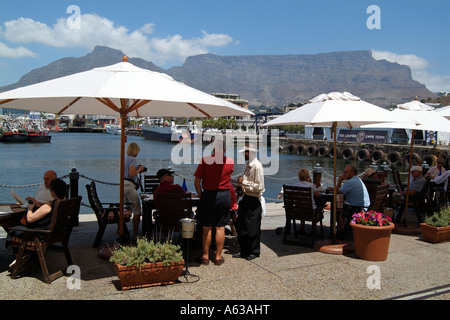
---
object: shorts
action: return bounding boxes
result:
[197,189,230,227]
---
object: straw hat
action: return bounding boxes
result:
[239,144,258,153]
[363,168,376,178]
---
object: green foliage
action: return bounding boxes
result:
[425,206,450,227]
[109,238,183,267]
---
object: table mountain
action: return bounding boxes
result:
[0,46,435,108]
[168,51,435,107]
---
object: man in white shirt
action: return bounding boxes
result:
[234,144,265,261]
[26,170,57,206]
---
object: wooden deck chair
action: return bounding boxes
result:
[369,184,389,212]
[9,197,82,284]
[154,192,192,241]
[85,181,130,248]
[143,175,160,194]
[282,185,325,247]
[392,170,405,192]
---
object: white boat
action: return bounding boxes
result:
[105,124,121,135]
[141,121,198,142]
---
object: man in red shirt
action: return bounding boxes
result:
[194,141,234,266]
[154,168,185,201]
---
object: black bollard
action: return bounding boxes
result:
[69,168,80,226]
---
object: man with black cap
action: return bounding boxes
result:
[233,143,265,261]
[154,168,186,202]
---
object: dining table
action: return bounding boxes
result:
[0,203,27,232]
[140,193,200,238]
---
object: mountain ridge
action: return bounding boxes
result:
[0,46,436,108]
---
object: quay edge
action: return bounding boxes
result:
[277,138,450,167]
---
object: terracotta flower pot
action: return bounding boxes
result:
[420,223,450,243]
[351,222,394,261]
[114,260,185,290]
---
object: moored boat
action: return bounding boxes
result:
[105,124,121,135]
[27,131,52,142]
[2,130,28,143]
[142,121,198,143]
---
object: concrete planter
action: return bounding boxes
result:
[351,222,394,261]
[420,223,450,243]
[114,261,184,290]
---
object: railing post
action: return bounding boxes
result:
[313,163,322,188]
[69,168,80,226]
[69,168,79,199]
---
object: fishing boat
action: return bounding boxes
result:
[27,130,52,142]
[1,122,28,143]
[141,121,199,143]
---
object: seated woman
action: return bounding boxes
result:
[7,178,67,269]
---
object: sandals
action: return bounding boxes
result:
[196,257,210,265]
[213,257,225,266]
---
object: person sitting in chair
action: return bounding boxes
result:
[294,169,323,233]
[7,178,68,270]
[154,168,186,200]
[336,165,370,234]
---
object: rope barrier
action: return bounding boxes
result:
[0,167,410,208]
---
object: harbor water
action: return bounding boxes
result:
[0,132,405,214]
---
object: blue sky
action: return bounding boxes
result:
[1,0,449,94]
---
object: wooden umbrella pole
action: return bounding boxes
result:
[119,110,127,239]
[332,123,337,243]
[403,129,415,226]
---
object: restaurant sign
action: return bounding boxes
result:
[338,130,387,144]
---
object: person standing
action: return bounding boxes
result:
[124,142,146,242]
[234,144,265,261]
[194,140,234,266]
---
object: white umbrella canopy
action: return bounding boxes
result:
[435,105,450,120]
[262,92,411,128]
[0,58,253,240]
[362,100,450,225]
[263,92,419,244]
[0,60,252,118]
[363,100,450,133]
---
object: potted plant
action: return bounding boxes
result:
[420,206,450,243]
[109,238,184,290]
[350,210,394,261]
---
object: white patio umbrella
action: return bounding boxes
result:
[0,57,254,239]
[362,99,450,224]
[436,105,450,120]
[263,92,418,245]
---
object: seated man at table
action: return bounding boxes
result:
[153,168,194,220]
[293,169,324,233]
[153,168,186,201]
[25,170,58,207]
[425,157,446,179]
[394,166,428,221]
[337,165,370,233]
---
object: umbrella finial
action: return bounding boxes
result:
[123,56,128,62]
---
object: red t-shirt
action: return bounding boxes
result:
[154,181,186,202]
[194,154,234,191]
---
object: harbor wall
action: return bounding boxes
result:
[278,138,450,167]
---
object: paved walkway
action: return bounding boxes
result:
[0,202,449,303]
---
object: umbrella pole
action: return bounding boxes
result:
[403,129,415,226]
[332,123,337,243]
[119,112,126,241]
